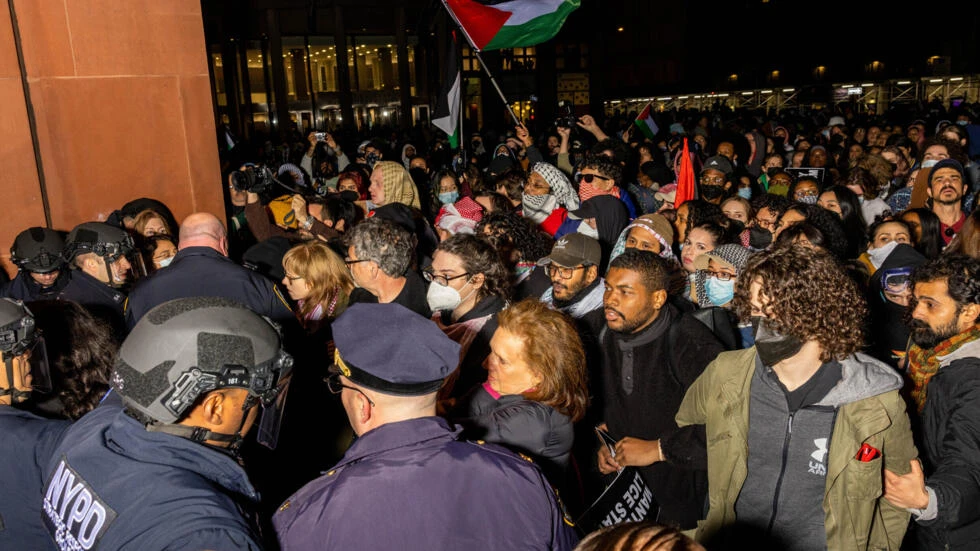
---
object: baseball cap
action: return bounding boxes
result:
[537,233,601,268]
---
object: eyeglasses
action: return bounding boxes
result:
[755,218,777,230]
[545,264,586,280]
[344,257,371,268]
[423,268,471,287]
[575,173,613,184]
[325,374,376,407]
[284,273,303,282]
[700,175,725,185]
[703,270,735,281]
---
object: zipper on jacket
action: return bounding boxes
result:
[766,412,794,535]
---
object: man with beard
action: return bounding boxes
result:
[885,254,980,550]
[539,233,604,338]
[593,249,725,529]
[927,158,968,244]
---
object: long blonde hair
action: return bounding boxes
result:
[282,241,354,321]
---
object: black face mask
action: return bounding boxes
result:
[752,317,805,366]
[748,226,773,249]
[337,190,360,203]
[700,185,725,200]
[766,167,782,177]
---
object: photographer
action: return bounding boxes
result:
[302,131,349,193]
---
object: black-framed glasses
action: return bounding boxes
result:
[423,268,470,287]
[575,173,613,184]
[325,374,376,407]
[344,257,371,268]
[700,175,725,185]
[703,270,735,281]
[545,264,586,280]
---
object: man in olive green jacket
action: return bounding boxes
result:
[675,246,917,551]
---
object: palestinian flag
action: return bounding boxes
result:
[433,33,461,149]
[443,0,580,51]
[633,103,659,140]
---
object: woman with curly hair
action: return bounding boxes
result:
[676,245,917,551]
[26,300,118,420]
[477,210,554,300]
[427,234,512,401]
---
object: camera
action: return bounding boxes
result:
[555,99,578,129]
[315,132,327,142]
[230,165,275,194]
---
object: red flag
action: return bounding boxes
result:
[675,138,696,208]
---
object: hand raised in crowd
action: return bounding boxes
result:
[557,125,571,154]
[307,132,319,150]
[884,459,930,509]
[614,437,662,468]
[323,132,339,152]
[291,194,310,224]
[516,123,534,148]
[577,114,608,141]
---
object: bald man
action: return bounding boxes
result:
[125,212,293,329]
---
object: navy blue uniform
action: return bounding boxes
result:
[1,271,70,302]
[0,407,70,550]
[273,416,578,551]
[57,270,127,335]
[40,404,262,550]
[124,246,294,329]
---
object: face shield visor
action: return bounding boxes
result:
[0,309,51,401]
[94,239,146,288]
[229,351,294,450]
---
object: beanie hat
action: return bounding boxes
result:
[929,158,965,183]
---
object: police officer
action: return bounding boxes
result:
[0,298,67,551]
[273,302,579,551]
[58,222,136,332]
[39,296,292,550]
[2,227,71,301]
[124,212,294,329]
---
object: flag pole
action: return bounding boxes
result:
[439,0,521,127]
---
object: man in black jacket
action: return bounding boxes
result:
[593,249,725,529]
[885,254,980,550]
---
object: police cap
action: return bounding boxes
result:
[331,303,460,396]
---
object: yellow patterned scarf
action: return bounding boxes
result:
[906,325,980,412]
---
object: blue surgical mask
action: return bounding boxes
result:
[705,276,735,306]
[737,187,752,200]
[438,191,459,205]
[958,120,969,126]
[157,256,174,269]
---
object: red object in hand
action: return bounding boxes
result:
[856,443,881,462]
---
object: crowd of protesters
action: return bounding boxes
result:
[2,96,980,551]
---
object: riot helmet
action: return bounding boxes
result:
[0,298,51,403]
[11,227,66,274]
[110,297,293,449]
[64,222,143,287]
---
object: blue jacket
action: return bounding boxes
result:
[0,407,70,550]
[273,416,578,551]
[1,271,70,302]
[40,404,262,551]
[124,246,294,329]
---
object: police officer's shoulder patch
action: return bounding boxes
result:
[42,456,117,550]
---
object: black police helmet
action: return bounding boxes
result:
[63,222,134,263]
[110,297,292,425]
[0,298,38,357]
[11,227,66,274]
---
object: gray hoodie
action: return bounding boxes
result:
[735,352,903,551]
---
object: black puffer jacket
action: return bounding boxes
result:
[450,385,573,488]
[915,339,980,550]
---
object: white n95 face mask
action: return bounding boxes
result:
[427,281,463,312]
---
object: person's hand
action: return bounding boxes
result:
[325,133,338,151]
[516,123,534,148]
[884,459,930,509]
[614,437,662,468]
[577,114,600,133]
[597,442,622,474]
[246,191,260,205]
[557,126,571,141]
[307,132,318,148]
[291,194,309,223]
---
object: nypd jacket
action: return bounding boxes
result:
[1,270,70,302]
[40,404,262,551]
[273,416,578,551]
[0,407,70,551]
[124,246,294,329]
[676,348,918,551]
